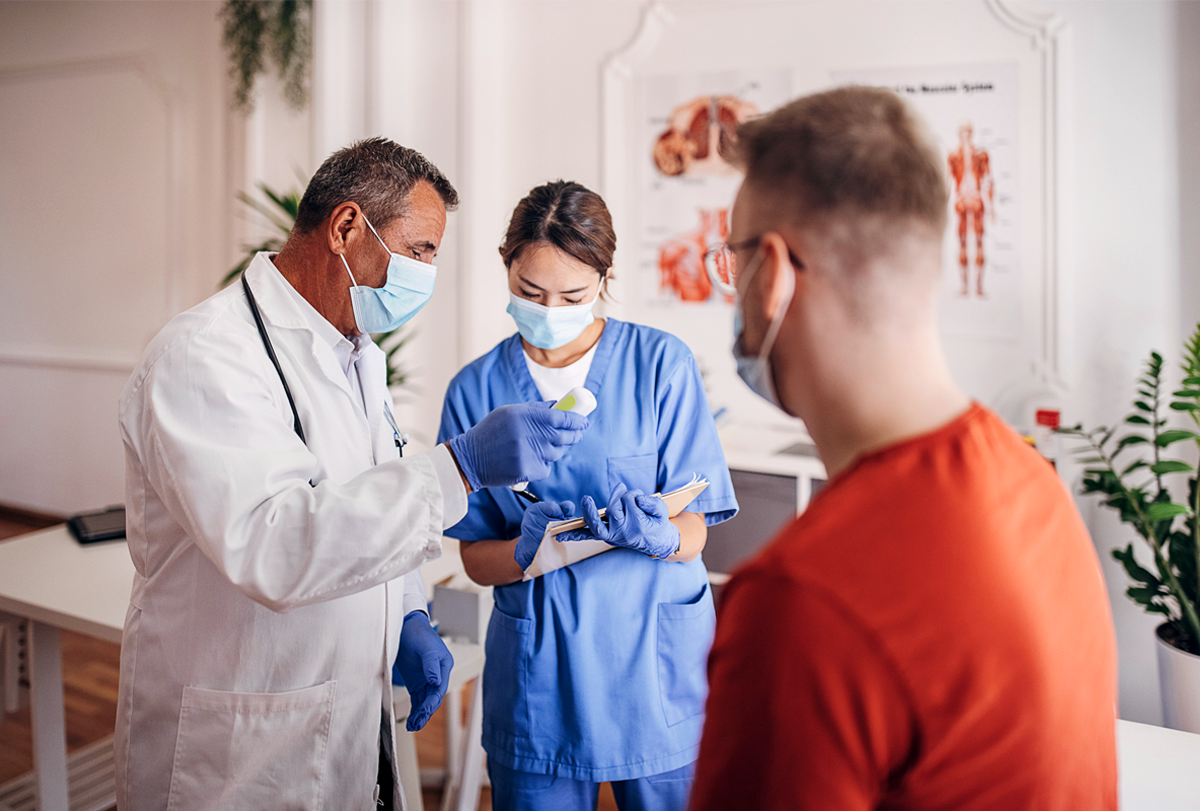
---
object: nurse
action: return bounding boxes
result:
[438,180,738,811]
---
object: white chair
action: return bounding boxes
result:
[0,611,25,728]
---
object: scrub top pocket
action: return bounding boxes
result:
[484,605,534,740]
[166,680,335,811]
[607,453,658,496]
[656,583,716,728]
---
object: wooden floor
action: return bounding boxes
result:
[0,514,625,811]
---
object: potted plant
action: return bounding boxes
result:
[224,182,413,393]
[1060,324,1200,731]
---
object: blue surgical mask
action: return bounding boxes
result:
[340,214,436,334]
[507,292,598,349]
[732,248,795,412]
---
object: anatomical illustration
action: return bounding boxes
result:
[946,122,995,298]
[657,208,733,303]
[652,95,759,178]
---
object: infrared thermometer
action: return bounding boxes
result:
[512,386,597,501]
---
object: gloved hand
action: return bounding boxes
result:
[515,500,577,571]
[447,401,589,491]
[569,482,680,559]
[393,611,454,732]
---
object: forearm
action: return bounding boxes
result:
[459,538,526,587]
[665,510,706,563]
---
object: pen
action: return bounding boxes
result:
[515,488,540,505]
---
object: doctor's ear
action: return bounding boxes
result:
[326,202,365,254]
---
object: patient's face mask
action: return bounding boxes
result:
[507,292,598,350]
[732,247,795,412]
[341,214,436,334]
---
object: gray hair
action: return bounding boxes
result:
[293,137,459,234]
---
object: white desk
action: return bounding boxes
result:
[1117,718,1200,809]
[0,525,132,811]
[0,526,472,811]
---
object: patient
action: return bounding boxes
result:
[689,86,1118,810]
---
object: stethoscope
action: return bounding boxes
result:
[242,274,408,457]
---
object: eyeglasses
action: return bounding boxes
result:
[702,235,804,296]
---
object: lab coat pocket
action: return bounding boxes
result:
[607,453,658,495]
[484,606,533,739]
[656,583,715,727]
[166,681,336,811]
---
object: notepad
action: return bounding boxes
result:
[522,475,710,580]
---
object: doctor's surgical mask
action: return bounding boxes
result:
[732,246,794,412]
[340,214,436,334]
[507,292,598,350]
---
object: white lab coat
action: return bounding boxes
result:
[115,253,466,811]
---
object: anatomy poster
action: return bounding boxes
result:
[638,70,790,307]
[833,62,1021,339]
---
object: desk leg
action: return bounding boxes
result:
[29,621,69,811]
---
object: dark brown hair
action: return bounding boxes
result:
[734,86,948,238]
[294,137,458,234]
[499,181,616,280]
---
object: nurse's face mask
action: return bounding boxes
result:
[506,292,599,350]
[732,241,796,413]
[340,213,436,334]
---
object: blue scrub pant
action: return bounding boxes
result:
[488,760,695,811]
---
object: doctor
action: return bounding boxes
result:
[116,138,588,811]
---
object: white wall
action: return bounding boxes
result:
[0,0,1193,724]
[0,0,235,515]
[1043,0,1190,725]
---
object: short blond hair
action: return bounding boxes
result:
[735,86,948,258]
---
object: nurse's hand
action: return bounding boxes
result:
[572,483,681,560]
[447,401,589,491]
[515,500,577,571]
[394,611,454,732]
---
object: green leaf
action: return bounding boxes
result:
[1146,502,1192,521]
[1170,402,1200,412]
[1183,376,1200,386]
[1128,586,1165,604]
[1114,544,1161,586]
[1174,390,1200,399]
[1150,460,1195,475]
[1126,414,1151,425]
[1156,430,1200,447]
[1116,434,1149,450]
[1134,400,1154,412]
[1121,459,1149,476]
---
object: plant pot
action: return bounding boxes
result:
[1156,623,1200,733]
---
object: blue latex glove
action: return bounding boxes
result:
[392,611,454,732]
[447,401,589,491]
[515,500,576,571]
[570,482,680,559]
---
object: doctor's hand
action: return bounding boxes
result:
[571,483,680,560]
[447,401,589,491]
[515,500,576,571]
[394,612,454,732]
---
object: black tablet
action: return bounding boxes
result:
[67,506,126,544]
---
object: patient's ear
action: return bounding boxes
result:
[758,232,803,323]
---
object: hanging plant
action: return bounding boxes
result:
[220,0,312,112]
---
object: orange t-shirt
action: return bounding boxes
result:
[690,404,1117,811]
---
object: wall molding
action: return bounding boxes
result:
[0,346,138,374]
[985,0,1068,386]
[599,0,674,315]
[0,53,183,351]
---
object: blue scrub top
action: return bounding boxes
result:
[439,319,738,782]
